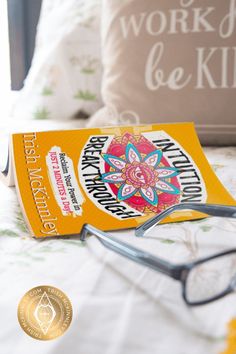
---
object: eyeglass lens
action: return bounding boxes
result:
[185,253,236,303]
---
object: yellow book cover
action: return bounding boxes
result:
[10,122,236,238]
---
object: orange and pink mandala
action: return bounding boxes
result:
[101,133,181,214]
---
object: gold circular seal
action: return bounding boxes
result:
[17,285,73,340]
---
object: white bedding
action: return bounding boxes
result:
[0,146,236,354]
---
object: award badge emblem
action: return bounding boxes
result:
[17,285,73,340]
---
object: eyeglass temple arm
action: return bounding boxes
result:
[135,203,236,237]
[80,224,179,279]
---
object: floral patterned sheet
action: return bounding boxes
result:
[0,147,236,354]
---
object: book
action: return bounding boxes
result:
[2,122,235,238]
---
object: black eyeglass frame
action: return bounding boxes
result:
[135,202,236,237]
[80,203,236,306]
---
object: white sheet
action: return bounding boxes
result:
[0,146,235,354]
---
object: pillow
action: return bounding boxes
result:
[90,0,236,145]
[11,0,102,121]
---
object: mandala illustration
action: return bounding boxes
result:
[100,133,181,214]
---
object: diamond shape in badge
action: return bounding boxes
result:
[34,291,56,334]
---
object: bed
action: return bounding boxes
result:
[0,145,235,354]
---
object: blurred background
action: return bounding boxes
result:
[0,0,42,121]
[0,0,235,143]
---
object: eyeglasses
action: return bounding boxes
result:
[80,203,236,306]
